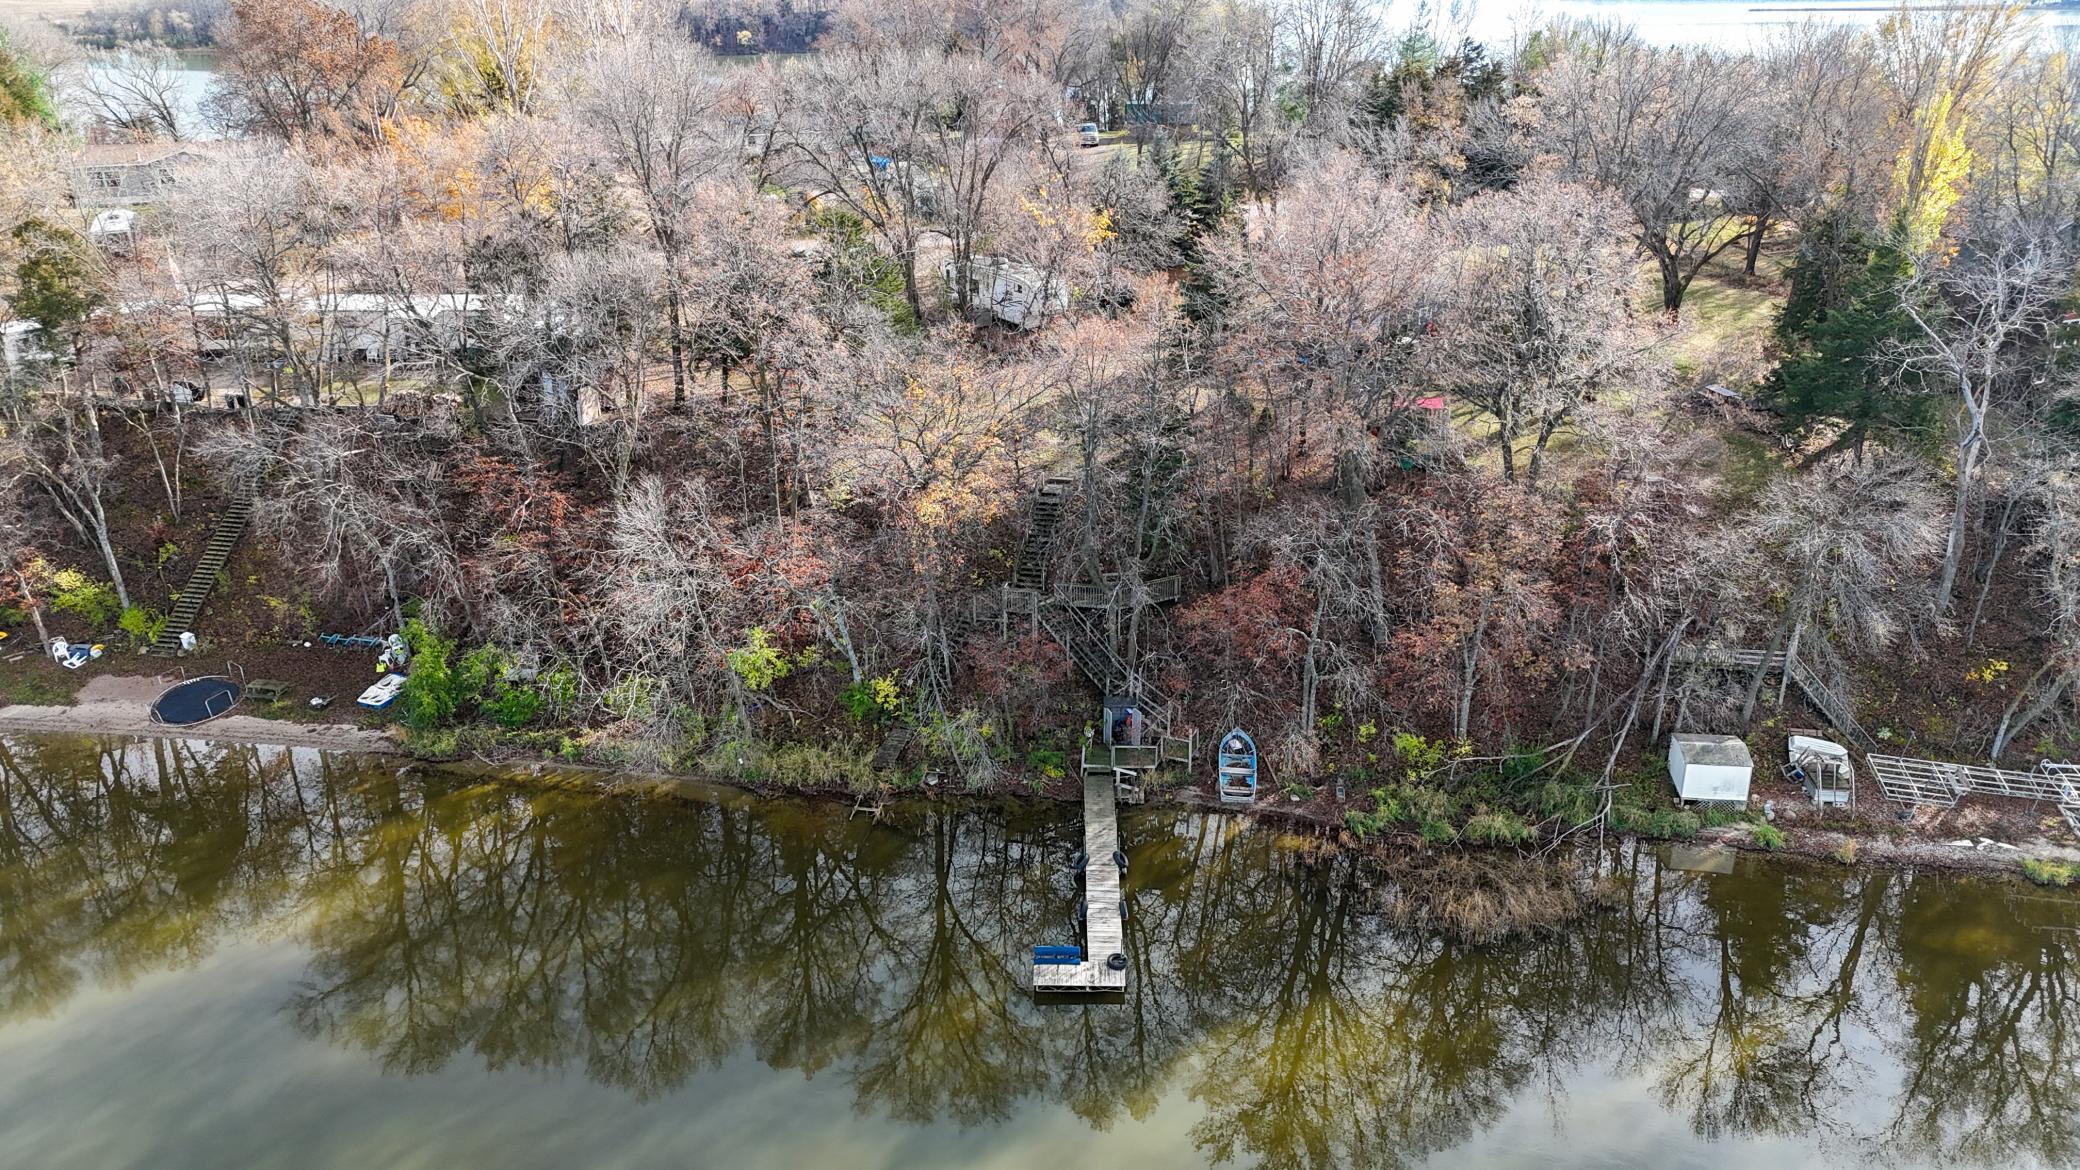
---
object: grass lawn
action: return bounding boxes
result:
[1658,234,1795,385]
[1443,231,1802,485]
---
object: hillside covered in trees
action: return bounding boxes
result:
[2,0,2079,846]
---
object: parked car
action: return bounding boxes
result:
[1078,122,1100,147]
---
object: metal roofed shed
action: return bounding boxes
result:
[1668,734,1753,804]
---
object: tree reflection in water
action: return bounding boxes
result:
[0,734,2075,1169]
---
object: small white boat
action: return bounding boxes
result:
[357,673,408,709]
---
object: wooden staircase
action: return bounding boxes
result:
[1013,477,1073,590]
[1685,646,1876,751]
[871,478,1068,774]
[1039,602,1168,712]
[148,479,257,657]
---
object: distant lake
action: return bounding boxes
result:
[1443,0,2080,49]
[79,48,217,139]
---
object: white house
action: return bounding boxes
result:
[943,256,1067,330]
[1668,733,1753,804]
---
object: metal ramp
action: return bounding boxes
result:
[1868,754,2075,810]
[2039,762,2080,840]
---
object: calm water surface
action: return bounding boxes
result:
[0,734,2074,1170]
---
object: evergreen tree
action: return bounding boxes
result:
[12,220,104,359]
[1768,220,1939,457]
[0,29,56,128]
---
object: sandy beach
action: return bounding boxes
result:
[0,674,404,753]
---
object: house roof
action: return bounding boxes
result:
[71,142,209,169]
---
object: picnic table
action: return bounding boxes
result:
[245,679,292,704]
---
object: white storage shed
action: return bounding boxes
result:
[1668,734,1753,804]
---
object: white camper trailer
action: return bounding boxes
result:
[943,257,1066,329]
[1668,734,1753,804]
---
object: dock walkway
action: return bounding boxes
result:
[1033,770,1128,993]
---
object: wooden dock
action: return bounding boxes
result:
[1033,770,1128,993]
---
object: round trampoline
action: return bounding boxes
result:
[152,676,243,726]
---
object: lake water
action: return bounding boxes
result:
[0,734,2075,1170]
[78,50,217,139]
[1418,0,2080,48]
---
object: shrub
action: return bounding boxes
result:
[1615,806,1701,840]
[1536,780,1596,824]
[1463,811,1536,847]
[46,566,119,628]
[117,605,166,649]
[1419,817,1459,845]
[482,685,543,728]
[402,725,462,760]
[539,664,580,718]
[840,673,902,722]
[1750,822,1787,851]
[727,626,792,691]
[397,618,458,729]
[1024,746,1067,778]
[1346,808,1393,840]
[2022,858,2075,888]
[1833,839,1860,865]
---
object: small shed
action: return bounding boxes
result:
[1668,734,1753,803]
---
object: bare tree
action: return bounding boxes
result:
[1728,26,1886,275]
[0,400,133,611]
[66,47,192,140]
[1895,223,2067,614]
[1734,456,1942,722]
[166,149,345,406]
[776,45,1053,323]
[1279,0,1382,135]
[1538,25,1762,313]
[1990,461,2080,758]
[577,36,727,407]
[1200,0,1283,195]
[1439,179,1665,487]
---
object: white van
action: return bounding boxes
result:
[1078,122,1100,147]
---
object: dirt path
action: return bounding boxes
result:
[0,674,404,754]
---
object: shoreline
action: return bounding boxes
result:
[3,675,2075,885]
[0,674,403,755]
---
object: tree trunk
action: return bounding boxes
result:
[1740,606,1795,724]
[1936,432,1984,614]
[666,288,688,408]
[1743,216,1768,276]
[899,248,923,324]
[1650,239,1688,314]
[1455,599,1492,741]
[15,567,49,649]
[1990,659,2073,761]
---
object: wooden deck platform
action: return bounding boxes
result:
[1033,771,1128,993]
